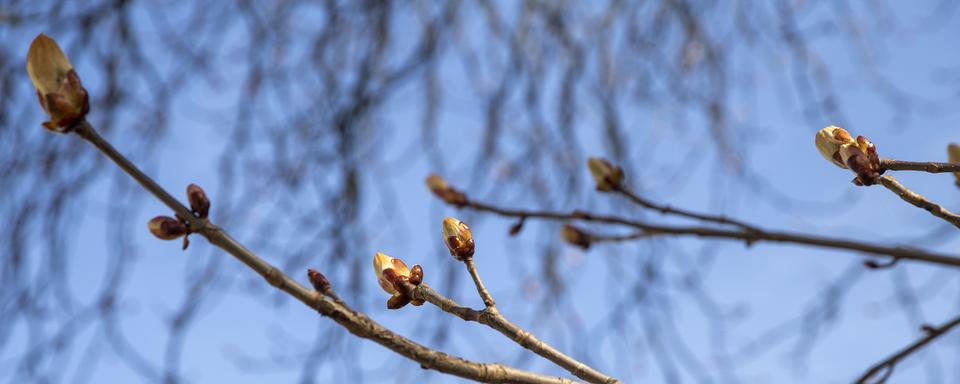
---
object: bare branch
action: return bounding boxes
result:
[880,158,960,174]
[438,195,960,268]
[878,175,960,229]
[613,185,759,232]
[70,121,580,384]
[413,284,620,384]
[855,314,960,384]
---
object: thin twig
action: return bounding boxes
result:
[449,199,960,268]
[71,121,579,384]
[855,314,960,384]
[589,231,651,244]
[879,158,960,174]
[414,284,621,384]
[614,185,759,232]
[464,258,496,308]
[878,175,960,229]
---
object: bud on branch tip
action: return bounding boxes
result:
[815,125,881,186]
[26,34,89,132]
[587,157,624,192]
[442,217,475,261]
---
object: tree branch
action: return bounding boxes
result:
[441,197,960,268]
[613,185,759,232]
[71,121,579,384]
[855,314,960,384]
[413,284,620,384]
[879,158,960,174]
[878,175,960,229]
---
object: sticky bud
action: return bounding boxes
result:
[587,157,624,192]
[307,269,331,293]
[26,34,89,132]
[815,125,855,168]
[187,184,210,218]
[442,217,475,261]
[148,216,188,240]
[373,252,411,296]
[561,224,591,250]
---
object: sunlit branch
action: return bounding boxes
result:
[70,121,579,384]
[878,175,960,229]
[879,159,960,174]
[442,196,960,268]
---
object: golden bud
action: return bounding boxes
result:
[26,34,88,132]
[815,125,855,168]
[442,217,474,261]
[148,216,188,240]
[373,252,410,296]
[587,157,624,192]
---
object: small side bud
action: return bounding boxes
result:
[442,217,475,261]
[408,264,423,286]
[948,143,960,188]
[561,224,591,250]
[148,216,188,240]
[307,269,331,293]
[587,157,624,192]
[26,34,89,132]
[187,184,210,218]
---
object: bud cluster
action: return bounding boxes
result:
[814,126,882,186]
[425,174,468,207]
[146,184,211,249]
[373,252,424,309]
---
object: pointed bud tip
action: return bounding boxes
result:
[587,157,624,191]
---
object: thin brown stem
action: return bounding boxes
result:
[879,158,960,174]
[878,175,960,229]
[71,121,579,384]
[464,257,496,308]
[454,199,960,268]
[414,284,621,384]
[614,185,758,232]
[855,314,960,384]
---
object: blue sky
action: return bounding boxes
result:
[4,2,960,383]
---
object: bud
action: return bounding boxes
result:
[425,174,468,206]
[307,269,331,293]
[587,157,624,192]
[187,184,210,218]
[426,174,449,195]
[442,217,475,261]
[148,216,188,240]
[815,125,855,168]
[561,224,591,250]
[26,34,89,132]
[949,143,960,187]
[839,135,881,186]
[373,252,411,296]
